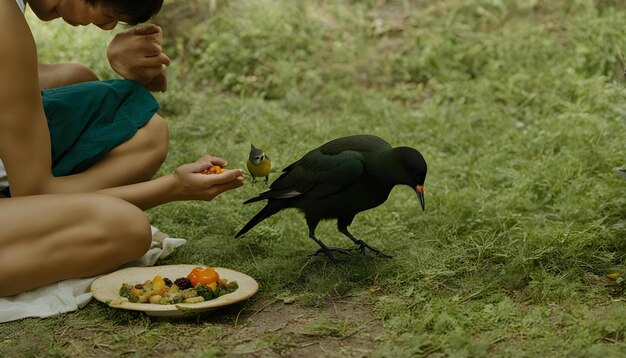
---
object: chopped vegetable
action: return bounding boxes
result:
[174,277,192,290]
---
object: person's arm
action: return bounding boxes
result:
[96,157,245,211]
[0,1,56,196]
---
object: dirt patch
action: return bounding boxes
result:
[219,298,385,357]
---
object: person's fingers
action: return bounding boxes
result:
[145,73,168,93]
[127,38,165,58]
[130,43,163,59]
[196,155,215,166]
[220,178,245,191]
[145,53,171,67]
[129,65,167,89]
[180,160,210,174]
[207,178,246,198]
[138,52,171,67]
[193,156,236,172]
[140,28,163,44]
[132,66,162,79]
[196,155,228,167]
[131,24,162,36]
[157,52,172,66]
[202,169,244,187]
[206,156,228,167]
[210,169,244,182]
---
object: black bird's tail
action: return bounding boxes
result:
[235,200,284,238]
[242,189,274,204]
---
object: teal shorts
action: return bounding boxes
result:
[44,79,159,176]
[0,79,159,197]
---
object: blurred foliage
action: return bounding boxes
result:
[153,0,626,99]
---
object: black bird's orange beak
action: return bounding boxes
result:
[416,185,425,211]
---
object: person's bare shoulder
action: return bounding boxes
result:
[0,1,34,49]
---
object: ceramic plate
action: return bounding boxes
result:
[91,265,258,317]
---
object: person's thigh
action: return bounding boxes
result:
[44,80,161,176]
[38,63,98,89]
[79,113,169,188]
[0,193,151,296]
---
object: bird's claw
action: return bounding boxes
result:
[309,246,352,262]
[355,240,393,258]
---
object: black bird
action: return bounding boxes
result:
[235,134,427,261]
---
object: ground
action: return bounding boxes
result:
[1,294,386,357]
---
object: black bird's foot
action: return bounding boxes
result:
[355,240,393,258]
[338,226,393,259]
[309,246,352,262]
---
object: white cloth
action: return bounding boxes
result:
[15,0,25,12]
[0,160,7,190]
[0,226,186,323]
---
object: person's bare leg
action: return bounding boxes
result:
[0,193,152,297]
[51,113,169,192]
[38,63,99,89]
[37,64,169,192]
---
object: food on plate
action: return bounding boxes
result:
[118,267,238,305]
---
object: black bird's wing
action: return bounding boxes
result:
[236,135,391,238]
[245,135,391,203]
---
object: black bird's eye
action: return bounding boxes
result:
[412,170,423,184]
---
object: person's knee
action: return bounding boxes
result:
[39,63,99,89]
[116,202,152,260]
[111,200,152,260]
[89,195,152,261]
[140,113,169,164]
[66,63,99,84]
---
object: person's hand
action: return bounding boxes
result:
[107,24,171,92]
[173,156,245,201]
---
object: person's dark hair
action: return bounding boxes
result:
[85,0,164,25]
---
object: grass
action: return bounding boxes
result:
[2,0,626,356]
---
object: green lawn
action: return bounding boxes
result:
[2,0,626,356]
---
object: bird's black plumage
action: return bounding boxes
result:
[235,134,427,261]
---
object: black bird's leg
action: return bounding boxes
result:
[338,223,392,258]
[264,176,269,187]
[306,223,351,262]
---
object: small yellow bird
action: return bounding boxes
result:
[246,144,271,185]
